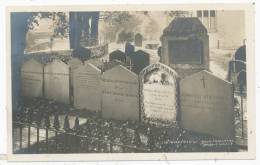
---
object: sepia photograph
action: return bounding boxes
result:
[6,4,255,161]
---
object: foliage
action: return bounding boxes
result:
[164,11,191,17]
[101,12,141,42]
[27,12,69,38]
[145,18,159,40]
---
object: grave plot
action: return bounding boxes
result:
[180,70,234,138]
[140,63,179,125]
[21,59,44,98]
[44,60,70,104]
[101,65,139,121]
[73,63,101,112]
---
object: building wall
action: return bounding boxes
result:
[216,11,245,49]
[193,10,245,49]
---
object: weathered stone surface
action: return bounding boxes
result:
[134,33,143,47]
[73,63,101,111]
[44,60,70,104]
[140,63,179,125]
[130,50,150,74]
[161,17,209,78]
[180,70,234,138]
[101,65,139,121]
[109,50,126,63]
[21,59,44,97]
[125,42,135,56]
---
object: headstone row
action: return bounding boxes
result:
[21,60,234,139]
[109,48,150,75]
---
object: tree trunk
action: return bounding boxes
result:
[69,12,99,49]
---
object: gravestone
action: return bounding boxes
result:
[237,70,246,89]
[72,47,91,61]
[125,42,135,56]
[180,70,234,138]
[68,58,83,104]
[73,63,101,111]
[102,60,126,72]
[44,59,70,104]
[21,59,44,97]
[234,45,246,62]
[130,50,150,74]
[160,17,209,78]
[233,45,246,73]
[117,31,134,43]
[140,63,179,125]
[109,50,126,63]
[101,65,139,120]
[134,33,143,47]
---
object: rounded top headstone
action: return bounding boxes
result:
[233,45,246,62]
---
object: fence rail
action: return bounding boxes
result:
[13,108,237,154]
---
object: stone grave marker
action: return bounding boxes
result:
[73,63,101,111]
[125,42,135,56]
[101,65,139,121]
[72,47,91,61]
[234,45,246,62]
[140,63,179,125]
[68,57,83,104]
[233,45,246,73]
[180,70,234,138]
[109,50,126,63]
[237,70,246,89]
[21,59,44,97]
[160,17,209,78]
[134,33,143,47]
[44,59,70,104]
[130,50,150,74]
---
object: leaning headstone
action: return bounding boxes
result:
[21,59,44,97]
[73,63,101,111]
[125,42,135,56]
[140,63,179,125]
[130,50,150,74]
[101,65,139,120]
[44,59,70,104]
[109,50,126,63]
[134,33,143,47]
[180,70,234,138]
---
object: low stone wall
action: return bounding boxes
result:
[24,43,109,63]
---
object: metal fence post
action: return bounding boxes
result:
[63,115,70,152]
[54,113,60,152]
[45,115,50,153]
[36,112,42,153]
[27,108,33,153]
[73,116,80,153]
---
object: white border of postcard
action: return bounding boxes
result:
[6,3,255,161]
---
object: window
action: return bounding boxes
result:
[197,11,202,17]
[203,10,209,17]
[210,10,215,17]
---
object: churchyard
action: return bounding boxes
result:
[12,12,247,153]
